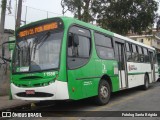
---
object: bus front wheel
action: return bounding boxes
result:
[95,80,111,105]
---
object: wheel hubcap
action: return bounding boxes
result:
[100,86,108,99]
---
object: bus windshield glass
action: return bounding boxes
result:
[12,31,63,73]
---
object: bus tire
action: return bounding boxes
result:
[95,80,111,105]
[142,74,149,90]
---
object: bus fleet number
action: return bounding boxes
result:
[44,72,55,76]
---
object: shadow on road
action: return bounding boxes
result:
[9,82,160,113]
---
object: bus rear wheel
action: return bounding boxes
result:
[142,74,149,90]
[95,80,111,105]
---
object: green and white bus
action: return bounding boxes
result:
[2,17,159,105]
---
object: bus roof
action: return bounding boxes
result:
[114,33,155,50]
[17,16,155,51]
[61,17,155,50]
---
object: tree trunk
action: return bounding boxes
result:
[77,6,81,20]
[0,0,7,35]
[16,0,23,28]
[83,0,90,22]
[0,0,11,96]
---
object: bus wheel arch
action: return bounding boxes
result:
[94,74,112,105]
[145,72,149,78]
[101,74,113,92]
[142,72,150,90]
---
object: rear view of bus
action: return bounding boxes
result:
[11,18,69,100]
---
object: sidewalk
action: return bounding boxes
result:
[0,96,33,111]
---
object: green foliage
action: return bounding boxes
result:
[92,0,158,35]
[61,0,94,22]
[62,0,158,35]
[1,0,7,11]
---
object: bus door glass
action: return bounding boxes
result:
[114,39,127,89]
[149,51,155,82]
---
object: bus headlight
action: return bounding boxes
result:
[49,81,54,85]
[43,83,48,86]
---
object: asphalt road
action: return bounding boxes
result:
[4,81,160,120]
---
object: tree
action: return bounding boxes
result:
[61,0,158,35]
[61,0,94,22]
[16,0,23,28]
[0,0,7,35]
[92,0,158,35]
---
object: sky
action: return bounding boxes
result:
[0,0,73,30]
[23,0,72,16]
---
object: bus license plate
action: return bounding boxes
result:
[26,90,35,95]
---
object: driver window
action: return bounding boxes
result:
[67,26,91,69]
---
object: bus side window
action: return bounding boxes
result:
[153,51,158,64]
[94,32,114,60]
[143,48,149,63]
[131,44,138,62]
[138,46,144,62]
[68,33,74,56]
[148,50,157,69]
[67,26,91,69]
[126,43,132,61]
[68,33,79,57]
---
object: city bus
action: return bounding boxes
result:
[1,17,159,105]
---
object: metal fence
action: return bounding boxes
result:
[21,5,62,25]
[0,4,63,30]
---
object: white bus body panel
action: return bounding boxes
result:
[155,64,159,81]
[119,71,127,89]
[11,80,69,101]
[127,62,152,88]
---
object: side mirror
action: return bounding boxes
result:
[73,34,79,47]
[68,35,73,47]
[1,41,15,62]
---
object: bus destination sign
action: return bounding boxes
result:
[18,22,58,38]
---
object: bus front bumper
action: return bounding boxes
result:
[10,81,69,101]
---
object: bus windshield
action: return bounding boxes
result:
[12,31,63,73]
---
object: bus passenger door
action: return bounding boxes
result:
[115,42,128,89]
[149,51,155,82]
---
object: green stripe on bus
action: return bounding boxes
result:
[128,72,151,75]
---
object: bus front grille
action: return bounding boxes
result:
[16,92,54,97]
